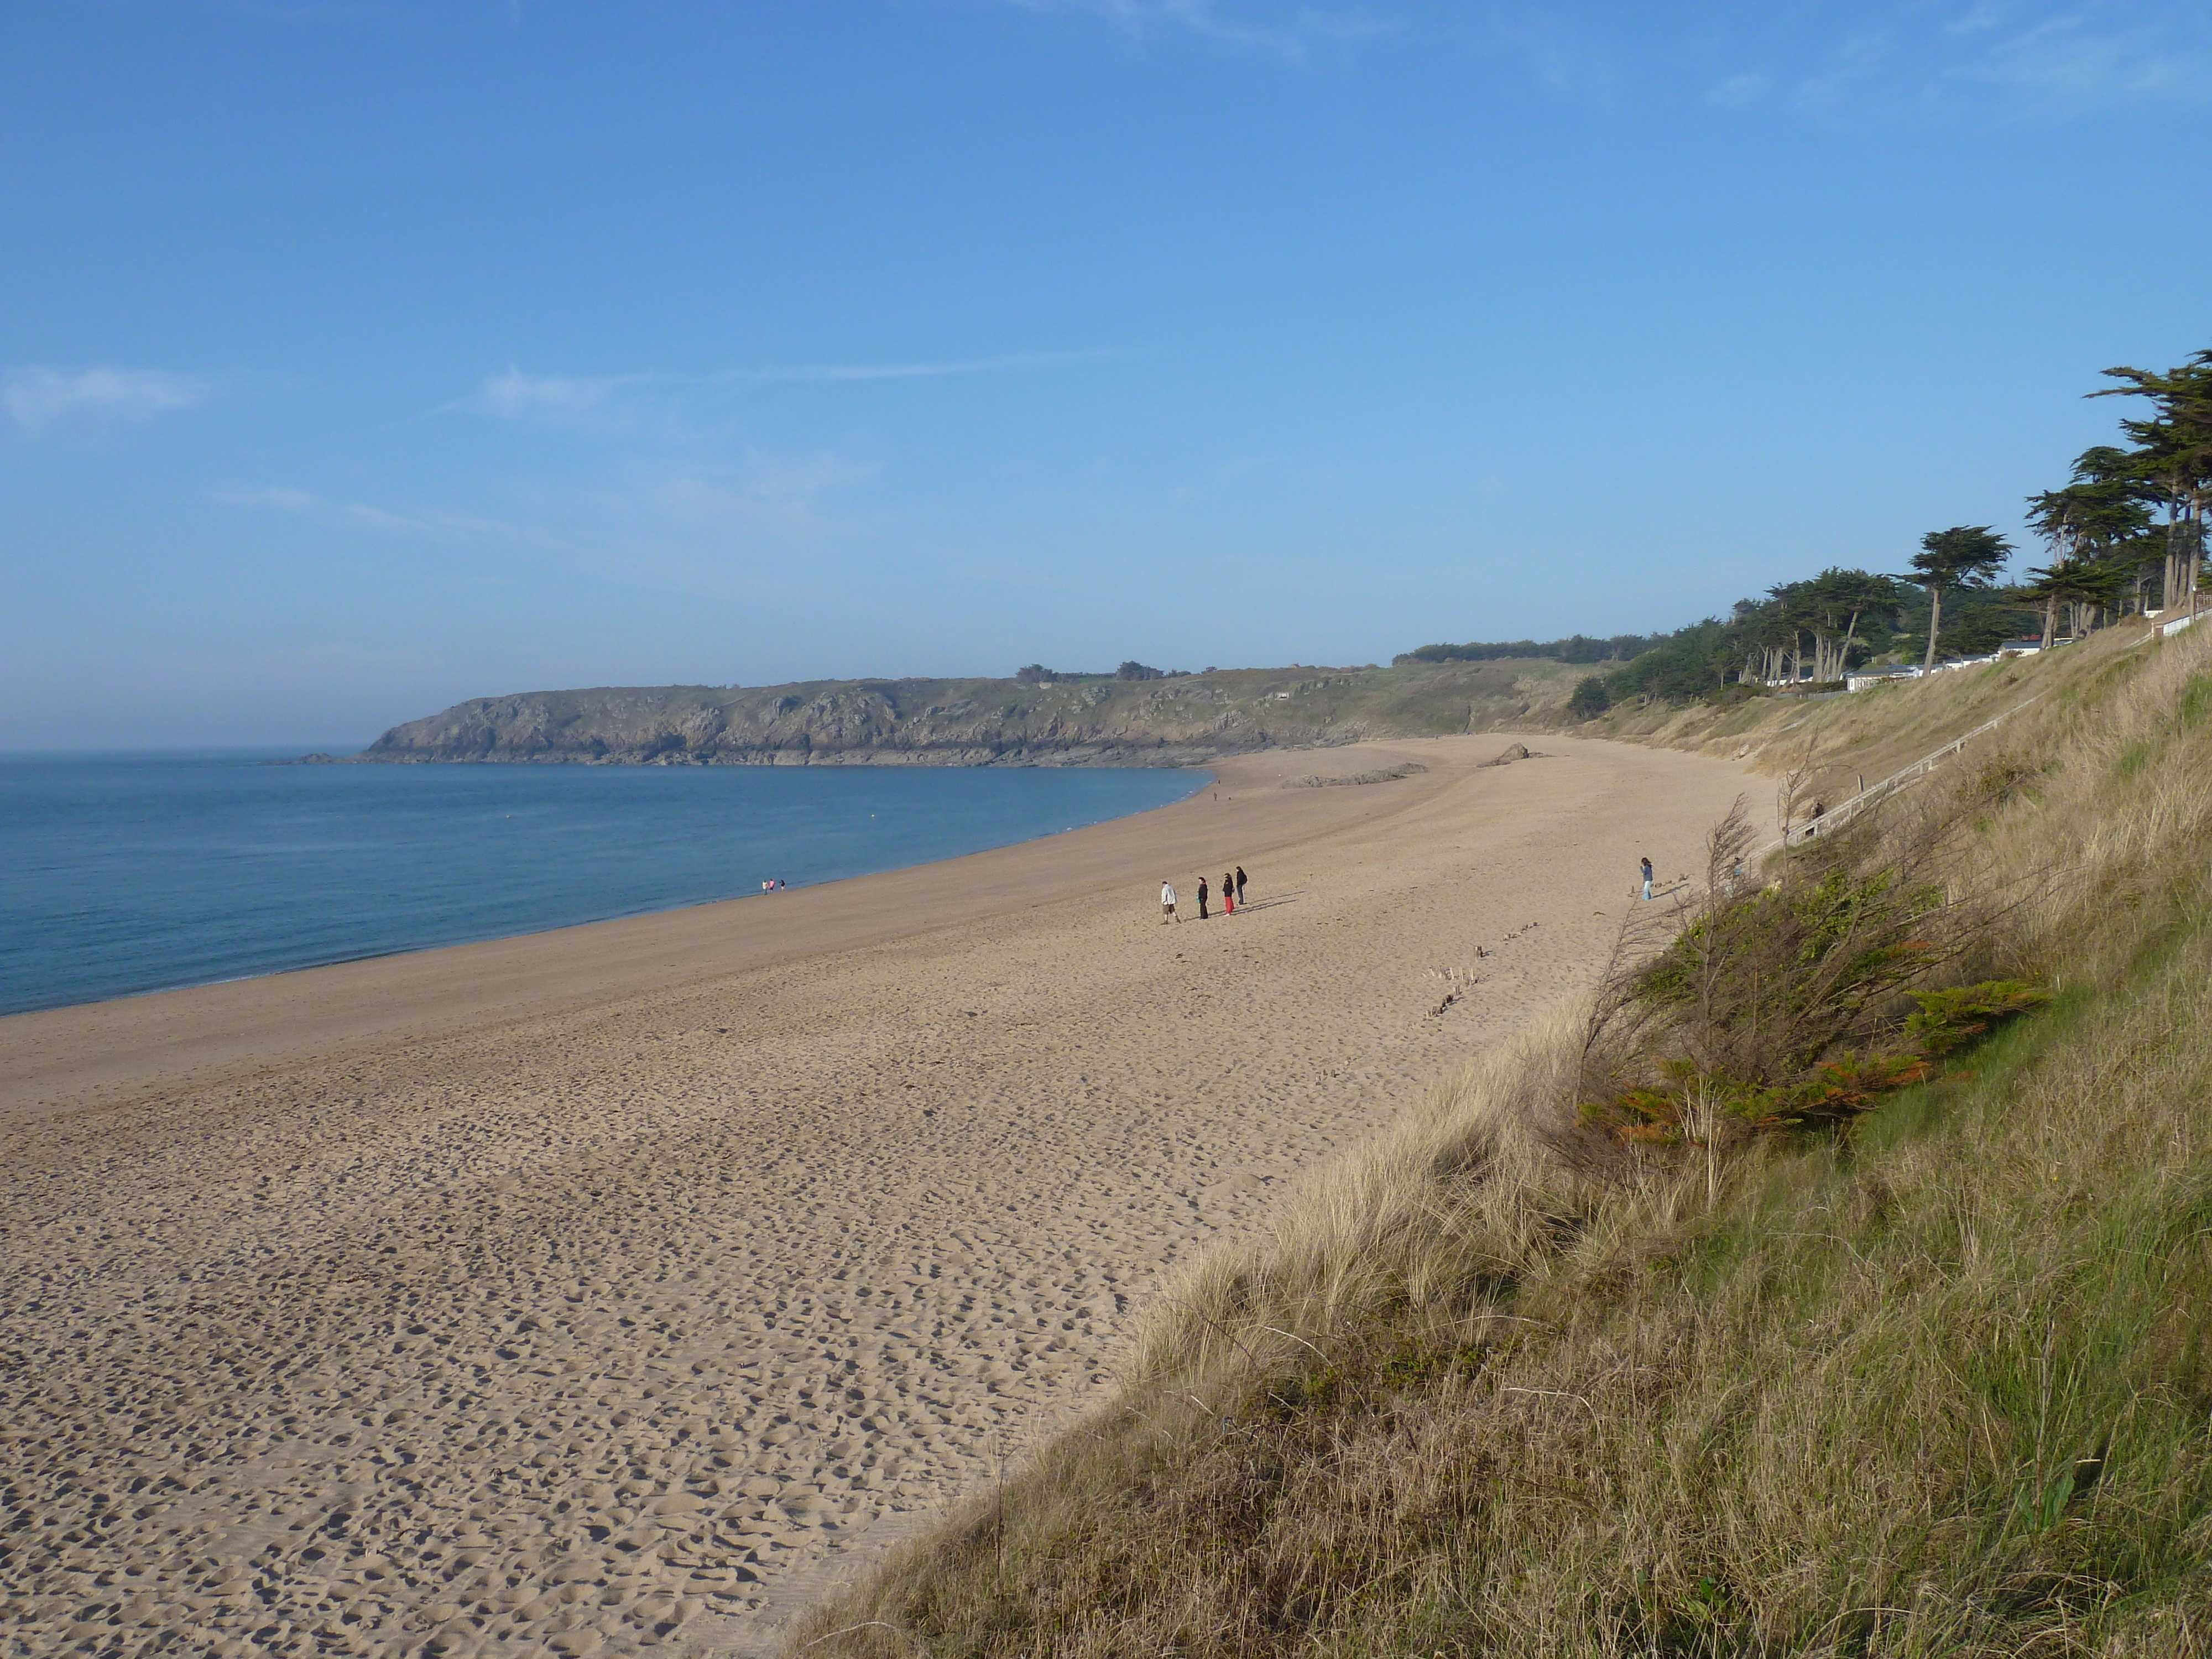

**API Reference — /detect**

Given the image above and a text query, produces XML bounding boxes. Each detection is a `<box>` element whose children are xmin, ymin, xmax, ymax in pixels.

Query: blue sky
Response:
<box><xmin>4</xmin><ymin>1</ymin><xmax>2208</xmax><ymax>748</ymax></box>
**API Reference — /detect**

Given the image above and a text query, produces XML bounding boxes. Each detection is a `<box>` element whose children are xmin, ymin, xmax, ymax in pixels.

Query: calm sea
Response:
<box><xmin>0</xmin><ymin>753</ymin><xmax>1204</xmax><ymax>1016</ymax></box>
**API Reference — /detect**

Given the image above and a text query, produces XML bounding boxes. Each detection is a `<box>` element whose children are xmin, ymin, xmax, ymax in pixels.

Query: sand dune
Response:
<box><xmin>0</xmin><ymin>734</ymin><xmax>1753</xmax><ymax>1657</ymax></box>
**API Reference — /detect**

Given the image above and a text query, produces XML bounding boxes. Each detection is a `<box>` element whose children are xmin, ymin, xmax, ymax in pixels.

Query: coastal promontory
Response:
<box><xmin>357</xmin><ymin>660</ymin><xmax>1577</xmax><ymax>765</ymax></box>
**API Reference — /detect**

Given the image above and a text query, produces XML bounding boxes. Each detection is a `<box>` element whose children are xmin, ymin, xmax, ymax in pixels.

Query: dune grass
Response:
<box><xmin>795</xmin><ymin>623</ymin><xmax>2212</xmax><ymax>1658</ymax></box>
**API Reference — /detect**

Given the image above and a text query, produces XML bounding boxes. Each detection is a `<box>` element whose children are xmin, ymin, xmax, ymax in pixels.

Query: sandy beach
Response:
<box><xmin>0</xmin><ymin>733</ymin><xmax>1754</xmax><ymax>1658</ymax></box>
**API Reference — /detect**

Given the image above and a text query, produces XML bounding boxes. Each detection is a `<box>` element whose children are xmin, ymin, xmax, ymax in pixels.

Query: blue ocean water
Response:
<box><xmin>0</xmin><ymin>753</ymin><xmax>1205</xmax><ymax>1016</ymax></box>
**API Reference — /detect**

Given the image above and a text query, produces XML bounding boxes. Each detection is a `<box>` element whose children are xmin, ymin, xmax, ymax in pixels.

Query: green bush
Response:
<box><xmin>1582</xmin><ymin>803</ymin><xmax>2042</xmax><ymax>1145</ymax></box>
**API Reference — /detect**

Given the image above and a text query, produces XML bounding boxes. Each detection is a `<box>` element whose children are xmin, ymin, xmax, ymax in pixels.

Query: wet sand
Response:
<box><xmin>0</xmin><ymin>734</ymin><xmax>1753</xmax><ymax>1657</ymax></box>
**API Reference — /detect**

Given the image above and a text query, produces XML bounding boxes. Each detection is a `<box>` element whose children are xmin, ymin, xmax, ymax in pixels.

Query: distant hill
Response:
<box><xmin>357</xmin><ymin>660</ymin><xmax>1585</xmax><ymax>766</ymax></box>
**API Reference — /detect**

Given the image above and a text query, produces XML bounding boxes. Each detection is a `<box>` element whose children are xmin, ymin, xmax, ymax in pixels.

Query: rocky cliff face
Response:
<box><xmin>358</xmin><ymin>661</ymin><xmax>1575</xmax><ymax>766</ymax></box>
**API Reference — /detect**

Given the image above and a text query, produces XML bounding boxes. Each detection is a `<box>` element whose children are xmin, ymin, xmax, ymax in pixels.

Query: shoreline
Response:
<box><xmin>1</xmin><ymin>733</ymin><xmax>1756</xmax><ymax>1658</ymax></box>
<box><xmin>331</xmin><ymin>748</ymin><xmax>1246</xmax><ymax>766</ymax></box>
<box><xmin>0</xmin><ymin>762</ymin><xmax>1212</xmax><ymax>1023</ymax></box>
<box><xmin>0</xmin><ymin>739</ymin><xmax>1464</xmax><ymax>1121</ymax></box>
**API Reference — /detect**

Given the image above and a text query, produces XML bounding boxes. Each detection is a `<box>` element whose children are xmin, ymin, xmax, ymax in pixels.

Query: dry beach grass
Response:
<box><xmin>800</xmin><ymin>620</ymin><xmax>2212</xmax><ymax>1657</ymax></box>
<box><xmin>0</xmin><ymin>733</ymin><xmax>1754</xmax><ymax>1658</ymax></box>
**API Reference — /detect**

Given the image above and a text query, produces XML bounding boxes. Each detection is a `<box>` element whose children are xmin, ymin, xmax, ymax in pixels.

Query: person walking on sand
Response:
<box><xmin>1639</xmin><ymin>856</ymin><xmax>1654</xmax><ymax>901</ymax></box>
<box><xmin>1197</xmin><ymin>876</ymin><xmax>1210</xmax><ymax>920</ymax></box>
<box><xmin>1234</xmin><ymin>865</ymin><xmax>1247</xmax><ymax>907</ymax></box>
<box><xmin>1161</xmin><ymin>879</ymin><xmax>1178</xmax><ymax>923</ymax></box>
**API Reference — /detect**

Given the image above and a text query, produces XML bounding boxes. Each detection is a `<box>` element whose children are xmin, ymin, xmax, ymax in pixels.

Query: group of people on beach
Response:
<box><xmin>1160</xmin><ymin>866</ymin><xmax>1247</xmax><ymax>922</ymax></box>
<box><xmin>759</xmin><ymin>878</ymin><xmax>786</xmax><ymax>893</ymax></box>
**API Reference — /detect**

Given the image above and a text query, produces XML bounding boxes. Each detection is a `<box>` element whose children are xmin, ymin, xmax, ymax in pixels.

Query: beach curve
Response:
<box><xmin>0</xmin><ymin>733</ymin><xmax>1755</xmax><ymax>1658</ymax></box>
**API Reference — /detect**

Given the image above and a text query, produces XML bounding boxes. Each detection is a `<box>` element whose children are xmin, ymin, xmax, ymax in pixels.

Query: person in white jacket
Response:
<box><xmin>1160</xmin><ymin>880</ymin><xmax>1177</xmax><ymax>922</ymax></box>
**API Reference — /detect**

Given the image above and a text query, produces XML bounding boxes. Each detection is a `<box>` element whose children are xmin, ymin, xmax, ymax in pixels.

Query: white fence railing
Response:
<box><xmin>1757</xmin><ymin>692</ymin><xmax>2049</xmax><ymax>858</ymax></box>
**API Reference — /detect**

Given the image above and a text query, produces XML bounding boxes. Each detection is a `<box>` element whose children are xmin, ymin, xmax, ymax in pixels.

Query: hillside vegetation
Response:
<box><xmin>1589</xmin><ymin>621</ymin><xmax>2176</xmax><ymax>818</ymax></box>
<box><xmin>356</xmin><ymin>661</ymin><xmax>1584</xmax><ymax>766</ymax></box>
<box><xmin>797</xmin><ymin>619</ymin><xmax>2212</xmax><ymax>1657</ymax></box>
<box><xmin>1479</xmin><ymin>341</ymin><xmax>2208</xmax><ymax>711</ymax></box>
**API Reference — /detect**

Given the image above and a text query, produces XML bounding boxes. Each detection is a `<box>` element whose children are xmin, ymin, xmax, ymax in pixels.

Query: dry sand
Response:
<box><xmin>0</xmin><ymin>733</ymin><xmax>1754</xmax><ymax>1657</ymax></box>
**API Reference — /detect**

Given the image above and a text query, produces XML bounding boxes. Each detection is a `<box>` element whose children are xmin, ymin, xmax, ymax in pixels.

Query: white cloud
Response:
<box><xmin>744</xmin><ymin>349</ymin><xmax>1114</xmax><ymax>383</ymax></box>
<box><xmin>213</xmin><ymin>486</ymin><xmax>448</xmax><ymax>540</ymax></box>
<box><xmin>654</xmin><ymin>453</ymin><xmax>876</xmax><ymax>532</ymax></box>
<box><xmin>217</xmin><ymin>457</ymin><xmax>876</xmax><ymax>557</ymax></box>
<box><xmin>470</xmin><ymin>351</ymin><xmax>1106</xmax><ymax>406</ymax></box>
<box><xmin>1708</xmin><ymin>71</ymin><xmax>1769</xmax><ymax>106</ymax></box>
<box><xmin>212</xmin><ymin>486</ymin><xmax>554</xmax><ymax>547</ymax></box>
<box><xmin>994</xmin><ymin>2</ymin><xmax>1630</xmax><ymax>96</ymax></box>
<box><xmin>1778</xmin><ymin>3</ymin><xmax>2212</xmax><ymax>118</ymax></box>
<box><xmin>1970</xmin><ymin>8</ymin><xmax>2212</xmax><ymax>106</ymax></box>
<box><xmin>454</xmin><ymin>353</ymin><xmax>1108</xmax><ymax>439</ymax></box>
<box><xmin>471</xmin><ymin>366</ymin><xmax>645</xmax><ymax>420</ymax></box>
<box><xmin>1013</xmin><ymin>2</ymin><xmax>2204</xmax><ymax>113</ymax></box>
<box><xmin>1792</xmin><ymin>28</ymin><xmax>1897</xmax><ymax>112</ymax></box>
<box><xmin>990</xmin><ymin>0</ymin><xmax>1394</xmax><ymax>61</ymax></box>
<box><xmin>4</xmin><ymin>366</ymin><xmax>220</xmax><ymax>432</ymax></box>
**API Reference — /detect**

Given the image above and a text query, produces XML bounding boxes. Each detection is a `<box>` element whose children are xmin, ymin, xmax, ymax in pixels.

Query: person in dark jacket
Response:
<box><xmin>1196</xmin><ymin>877</ymin><xmax>1209</xmax><ymax>920</ymax></box>
<box><xmin>1234</xmin><ymin>866</ymin><xmax>1247</xmax><ymax>906</ymax></box>
<box><xmin>1223</xmin><ymin>872</ymin><xmax>1236</xmax><ymax>915</ymax></box>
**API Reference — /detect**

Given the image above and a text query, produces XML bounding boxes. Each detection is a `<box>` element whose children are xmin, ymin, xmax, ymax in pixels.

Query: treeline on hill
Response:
<box><xmin>1015</xmin><ymin>661</ymin><xmax>1198</xmax><ymax>684</ymax></box>
<box><xmin>1553</xmin><ymin>549</ymin><xmax>2065</xmax><ymax>715</ymax></box>
<box><xmin>1580</xmin><ymin>562</ymin><xmax>2036</xmax><ymax>712</ymax></box>
<box><xmin>1472</xmin><ymin>344</ymin><xmax>2212</xmax><ymax>716</ymax></box>
<box><xmin>1396</xmin><ymin>633</ymin><xmax>1659</xmax><ymax>666</ymax></box>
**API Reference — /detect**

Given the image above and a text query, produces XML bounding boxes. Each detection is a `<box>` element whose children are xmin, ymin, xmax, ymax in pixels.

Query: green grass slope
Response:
<box><xmin>798</xmin><ymin>622</ymin><xmax>2212</xmax><ymax>1657</ymax></box>
<box><xmin>1571</xmin><ymin>623</ymin><xmax>2171</xmax><ymax>814</ymax></box>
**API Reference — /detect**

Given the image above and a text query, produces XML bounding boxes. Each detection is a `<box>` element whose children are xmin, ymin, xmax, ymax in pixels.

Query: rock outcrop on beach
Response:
<box><xmin>1480</xmin><ymin>740</ymin><xmax>1545</xmax><ymax>766</ymax></box>
<box><xmin>355</xmin><ymin>660</ymin><xmax>1582</xmax><ymax>766</ymax></box>
<box><xmin>1280</xmin><ymin>761</ymin><xmax>1429</xmax><ymax>788</ymax></box>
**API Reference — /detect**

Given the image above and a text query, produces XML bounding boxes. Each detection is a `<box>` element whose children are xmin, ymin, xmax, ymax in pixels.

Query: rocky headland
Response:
<box><xmin>353</xmin><ymin>660</ymin><xmax>1580</xmax><ymax>768</ymax></box>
